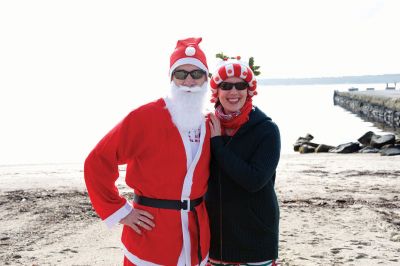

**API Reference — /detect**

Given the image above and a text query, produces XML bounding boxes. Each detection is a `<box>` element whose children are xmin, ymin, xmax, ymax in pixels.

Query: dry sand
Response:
<box><xmin>1</xmin><ymin>154</ymin><xmax>399</xmax><ymax>265</ymax></box>
<box><xmin>277</xmin><ymin>154</ymin><xmax>400</xmax><ymax>265</ymax></box>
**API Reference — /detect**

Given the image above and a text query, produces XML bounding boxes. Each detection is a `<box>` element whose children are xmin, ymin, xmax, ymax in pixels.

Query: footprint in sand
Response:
<box><xmin>60</xmin><ymin>248</ymin><xmax>78</xmax><ymax>254</ymax></box>
<box><xmin>311</xmin><ymin>254</ymin><xmax>324</xmax><ymax>258</ymax></box>
<box><xmin>356</xmin><ymin>253</ymin><xmax>368</xmax><ymax>259</ymax></box>
<box><xmin>331</xmin><ymin>248</ymin><xmax>341</xmax><ymax>254</ymax></box>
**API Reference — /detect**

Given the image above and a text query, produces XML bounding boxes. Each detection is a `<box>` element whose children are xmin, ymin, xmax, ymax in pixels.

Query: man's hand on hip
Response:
<box><xmin>120</xmin><ymin>208</ymin><xmax>155</xmax><ymax>234</ymax></box>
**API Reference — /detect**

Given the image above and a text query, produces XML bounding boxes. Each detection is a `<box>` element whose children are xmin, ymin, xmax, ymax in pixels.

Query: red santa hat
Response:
<box><xmin>169</xmin><ymin>37</ymin><xmax>208</xmax><ymax>79</ymax></box>
<box><xmin>209</xmin><ymin>58</ymin><xmax>257</xmax><ymax>103</ymax></box>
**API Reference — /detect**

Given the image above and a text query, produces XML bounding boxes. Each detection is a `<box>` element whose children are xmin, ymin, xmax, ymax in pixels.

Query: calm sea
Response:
<box><xmin>254</xmin><ymin>83</ymin><xmax>399</xmax><ymax>154</ymax></box>
<box><xmin>0</xmin><ymin>83</ymin><xmax>398</xmax><ymax>168</ymax></box>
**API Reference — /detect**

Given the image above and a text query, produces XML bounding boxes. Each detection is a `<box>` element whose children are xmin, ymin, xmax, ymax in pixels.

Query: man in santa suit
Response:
<box><xmin>84</xmin><ymin>37</ymin><xmax>210</xmax><ymax>266</ymax></box>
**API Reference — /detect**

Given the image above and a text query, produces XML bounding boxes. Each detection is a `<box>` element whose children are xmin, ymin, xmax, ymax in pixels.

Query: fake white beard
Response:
<box><xmin>164</xmin><ymin>81</ymin><xmax>208</xmax><ymax>131</ymax></box>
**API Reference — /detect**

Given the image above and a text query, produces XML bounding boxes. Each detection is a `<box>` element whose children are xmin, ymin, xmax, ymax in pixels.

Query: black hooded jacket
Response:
<box><xmin>205</xmin><ymin>106</ymin><xmax>281</xmax><ymax>262</ymax></box>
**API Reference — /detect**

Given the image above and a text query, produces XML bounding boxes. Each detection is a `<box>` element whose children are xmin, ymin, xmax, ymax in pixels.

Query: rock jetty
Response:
<box><xmin>333</xmin><ymin>90</ymin><xmax>400</xmax><ymax>129</ymax></box>
<box><xmin>294</xmin><ymin>132</ymin><xmax>400</xmax><ymax>156</ymax></box>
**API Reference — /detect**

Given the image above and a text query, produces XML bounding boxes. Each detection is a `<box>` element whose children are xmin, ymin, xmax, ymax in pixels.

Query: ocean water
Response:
<box><xmin>253</xmin><ymin>83</ymin><xmax>398</xmax><ymax>154</ymax></box>
<box><xmin>0</xmin><ymin>83</ymin><xmax>398</xmax><ymax>167</ymax></box>
<box><xmin>0</xmin><ymin>84</ymin><xmax>398</xmax><ymax>186</ymax></box>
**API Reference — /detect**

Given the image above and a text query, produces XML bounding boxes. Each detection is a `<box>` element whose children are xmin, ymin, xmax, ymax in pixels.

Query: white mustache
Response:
<box><xmin>176</xmin><ymin>85</ymin><xmax>204</xmax><ymax>93</ymax></box>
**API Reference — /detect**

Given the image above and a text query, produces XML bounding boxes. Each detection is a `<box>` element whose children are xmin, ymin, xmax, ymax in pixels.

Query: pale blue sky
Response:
<box><xmin>0</xmin><ymin>0</ymin><xmax>399</xmax><ymax>164</ymax></box>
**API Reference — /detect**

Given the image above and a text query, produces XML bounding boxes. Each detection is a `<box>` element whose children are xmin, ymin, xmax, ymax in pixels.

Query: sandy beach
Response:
<box><xmin>1</xmin><ymin>154</ymin><xmax>399</xmax><ymax>266</ymax></box>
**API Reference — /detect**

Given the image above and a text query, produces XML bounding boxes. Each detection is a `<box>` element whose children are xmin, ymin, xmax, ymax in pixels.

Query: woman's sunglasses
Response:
<box><xmin>173</xmin><ymin>69</ymin><xmax>206</xmax><ymax>80</ymax></box>
<box><xmin>219</xmin><ymin>82</ymin><xmax>249</xmax><ymax>91</ymax></box>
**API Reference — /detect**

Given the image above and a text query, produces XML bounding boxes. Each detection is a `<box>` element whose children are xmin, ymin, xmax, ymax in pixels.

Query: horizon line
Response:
<box><xmin>260</xmin><ymin>73</ymin><xmax>400</xmax><ymax>80</ymax></box>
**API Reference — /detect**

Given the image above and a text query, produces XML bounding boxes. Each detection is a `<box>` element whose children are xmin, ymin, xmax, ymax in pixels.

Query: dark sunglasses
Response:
<box><xmin>173</xmin><ymin>69</ymin><xmax>206</xmax><ymax>80</ymax></box>
<box><xmin>219</xmin><ymin>82</ymin><xmax>249</xmax><ymax>91</ymax></box>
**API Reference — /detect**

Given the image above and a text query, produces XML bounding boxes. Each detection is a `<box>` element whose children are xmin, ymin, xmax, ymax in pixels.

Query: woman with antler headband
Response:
<box><xmin>206</xmin><ymin>54</ymin><xmax>281</xmax><ymax>266</ymax></box>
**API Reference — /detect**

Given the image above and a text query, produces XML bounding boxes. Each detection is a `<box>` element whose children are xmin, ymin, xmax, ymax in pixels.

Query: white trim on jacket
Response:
<box><xmin>104</xmin><ymin>201</ymin><xmax>132</xmax><ymax>229</ymax></box>
<box><xmin>179</xmin><ymin>118</ymin><xmax>206</xmax><ymax>266</ymax></box>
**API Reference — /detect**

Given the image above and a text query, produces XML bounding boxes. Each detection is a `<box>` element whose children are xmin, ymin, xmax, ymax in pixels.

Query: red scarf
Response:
<box><xmin>215</xmin><ymin>99</ymin><xmax>253</xmax><ymax>136</ymax></box>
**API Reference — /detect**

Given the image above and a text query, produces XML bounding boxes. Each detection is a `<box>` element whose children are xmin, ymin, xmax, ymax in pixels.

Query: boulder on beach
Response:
<box><xmin>293</xmin><ymin>134</ymin><xmax>316</xmax><ymax>151</ymax></box>
<box><xmin>357</xmin><ymin>131</ymin><xmax>377</xmax><ymax>146</ymax></box>
<box><xmin>358</xmin><ymin>146</ymin><xmax>380</xmax><ymax>153</ymax></box>
<box><xmin>304</xmin><ymin>133</ymin><xmax>314</xmax><ymax>141</ymax></box>
<box><xmin>294</xmin><ymin>131</ymin><xmax>400</xmax><ymax>156</ymax></box>
<box><xmin>380</xmin><ymin>145</ymin><xmax>400</xmax><ymax>156</ymax></box>
<box><xmin>381</xmin><ymin>144</ymin><xmax>394</xmax><ymax>149</ymax></box>
<box><xmin>294</xmin><ymin>141</ymin><xmax>319</xmax><ymax>151</ymax></box>
<box><xmin>315</xmin><ymin>144</ymin><xmax>334</xmax><ymax>153</ymax></box>
<box><xmin>299</xmin><ymin>145</ymin><xmax>316</xmax><ymax>154</ymax></box>
<box><xmin>329</xmin><ymin>142</ymin><xmax>361</xmax><ymax>153</ymax></box>
<box><xmin>370</xmin><ymin>134</ymin><xmax>396</xmax><ymax>148</ymax></box>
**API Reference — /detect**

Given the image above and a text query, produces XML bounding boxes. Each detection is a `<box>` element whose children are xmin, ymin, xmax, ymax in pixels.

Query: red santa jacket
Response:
<box><xmin>84</xmin><ymin>98</ymin><xmax>211</xmax><ymax>265</ymax></box>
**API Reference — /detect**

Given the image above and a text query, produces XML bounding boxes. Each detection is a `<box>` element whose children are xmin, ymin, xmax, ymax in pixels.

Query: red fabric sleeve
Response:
<box><xmin>84</xmin><ymin>111</ymin><xmax>137</xmax><ymax>220</ymax></box>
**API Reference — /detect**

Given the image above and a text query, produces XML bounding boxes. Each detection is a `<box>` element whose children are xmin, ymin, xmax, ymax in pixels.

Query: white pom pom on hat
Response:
<box><xmin>185</xmin><ymin>46</ymin><xmax>196</xmax><ymax>56</ymax></box>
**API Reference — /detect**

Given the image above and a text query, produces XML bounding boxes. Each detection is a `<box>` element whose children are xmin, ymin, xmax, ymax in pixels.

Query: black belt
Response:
<box><xmin>133</xmin><ymin>194</ymin><xmax>203</xmax><ymax>264</ymax></box>
<box><xmin>133</xmin><ymin>194</ymin><xmax>203</xmax><ymax>211</ymax></box>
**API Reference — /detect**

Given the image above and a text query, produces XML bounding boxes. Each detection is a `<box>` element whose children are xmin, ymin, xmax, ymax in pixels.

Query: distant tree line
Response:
<box><xmin>259</xmin><ymin>74</ymin><xmax>400</xmax><ymax>85</ymax></box>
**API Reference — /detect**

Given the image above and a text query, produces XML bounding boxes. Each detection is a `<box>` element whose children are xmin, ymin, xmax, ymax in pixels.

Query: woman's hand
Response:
<box><xmin>209</xmin><ymin>113</ymin><xmax>222</xmax><ymax>137</ymax></box>
<box><xmin>120</xmin><ymin>208</ymin><xmax>155</xmax><ymax>235</ymax></box>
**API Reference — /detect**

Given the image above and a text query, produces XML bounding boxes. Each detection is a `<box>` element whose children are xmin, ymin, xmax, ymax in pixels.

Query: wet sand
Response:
<box><xmin>0</xmin><ymin>154</ymin><xmax>399</xmax><ymax>265</ymax></box>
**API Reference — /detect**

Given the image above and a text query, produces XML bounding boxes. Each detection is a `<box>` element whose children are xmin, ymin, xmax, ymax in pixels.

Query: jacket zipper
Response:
<box><xmin>218</xmin><ymin>168</ymin><xmax>223</xmax><ymax>262</ymax></box>
<box><xmin>218</xmin><ymin>136</ymin><xmax>233</xmax><ymax>262</ymax></box>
